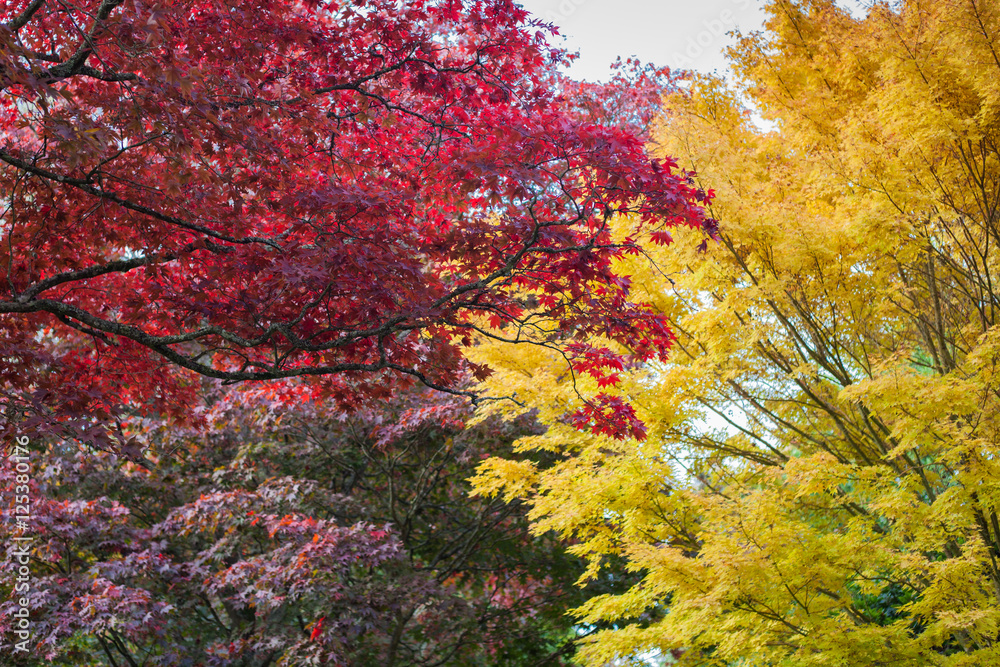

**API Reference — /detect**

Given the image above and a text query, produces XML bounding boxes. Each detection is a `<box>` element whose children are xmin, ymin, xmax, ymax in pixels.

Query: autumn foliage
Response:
<box><xmin>472</xmin><ymin>0</ymin><xmax>1000</xmax><ymax>664</ymax></box>
<box><xmin>0</xmin><ymin>0</ymin><xmax>717</xmax><ymax>662</ymax></box>
<box><xmin>0</xmin><ymin>0</ymin><xmax>712</xmax><ymax>447</ymax></box>
<box><xmin>1</xmin><ymin>386</ymin><xmax>614</xmax><ymax>665</ymax></box>
<box><xmin>12</xmin><ymin>0</ymin><xmax>1000</xmax><ymax>665</ymax></box>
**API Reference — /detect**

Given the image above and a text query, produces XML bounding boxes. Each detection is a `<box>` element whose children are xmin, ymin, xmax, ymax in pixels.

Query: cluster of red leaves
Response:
<box><xmin>0</xmin><ymin>385</ymin><xmax>606</xmax><ymax>665</ymax></box>
<box><xmin>0</xmin><ymin>0</ymin><xmax>713</xmax><ymax>442</ymax></box>
<box><xmin>0</xmin><ymin>461</ymin><xmax>407</xmax><ymax>664</ymax></box>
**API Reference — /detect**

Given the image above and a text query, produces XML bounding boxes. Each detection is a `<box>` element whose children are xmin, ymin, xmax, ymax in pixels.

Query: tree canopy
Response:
<box><xmin>1</xmin><ymin>385</ymin><xmax>622</xmax><ymax>665</ymax></box>
<box><xmin>0</xmin><ymin>0</ymin><xmax>712</xmax><ymax>447</ymax></box>
<box><xmin>472</xmin><ymin>0</ymin><xmax>1000</xmax><ymax>664</ymax></box>
<box><xmin>11</xmin><ymin>0</ymin><xmax>1000</xmax><ymax>665</ymax></box>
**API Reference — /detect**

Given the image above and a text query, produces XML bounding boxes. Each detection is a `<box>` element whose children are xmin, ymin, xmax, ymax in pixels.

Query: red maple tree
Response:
<box><xmin>0</xmin><ymin>0</ymin><xmax>713</xmax><ymax>442</ymax></box>
<box><xmin>0</xmin><ymin>386</ymin><xmax>615</xmax><ymax>665</ymax></box>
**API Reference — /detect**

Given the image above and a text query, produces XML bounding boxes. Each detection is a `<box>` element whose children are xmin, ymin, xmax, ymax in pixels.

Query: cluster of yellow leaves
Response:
<box><xmin>470</xmin><ymin>0</ymin><xmax>1000</xmax><ymax>664</ymax></box>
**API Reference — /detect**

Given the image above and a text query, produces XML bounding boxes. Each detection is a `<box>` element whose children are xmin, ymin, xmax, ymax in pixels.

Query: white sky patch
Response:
<box><xmin>519</xmin><ymin>0</ymin><xmax>872</xmax><ymax>81</ymax></box>
<box><xmin>519</xmin><ymin>0</ymin><xmax>765</xmax><ymax>80</ymax></box>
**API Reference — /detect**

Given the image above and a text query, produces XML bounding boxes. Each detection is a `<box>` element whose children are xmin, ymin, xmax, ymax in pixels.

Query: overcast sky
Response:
<box><xmin>516</xmin><ymin>0</ymin><xmax>867</xmax><ymax>81</ymax></box>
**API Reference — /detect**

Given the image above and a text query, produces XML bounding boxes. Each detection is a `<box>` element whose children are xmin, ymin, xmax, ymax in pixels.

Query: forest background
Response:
<box><xmin>3</xmin><ymin>1</ymin><xmax>1000</xmax><ymax>666</ymax></box>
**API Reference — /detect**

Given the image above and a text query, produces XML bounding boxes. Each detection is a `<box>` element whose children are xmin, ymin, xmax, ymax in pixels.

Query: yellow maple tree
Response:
<box><xmin>470</xmin><ymin>0</ymin><xmax>1000</xmax><ymax>664</ymax></box>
